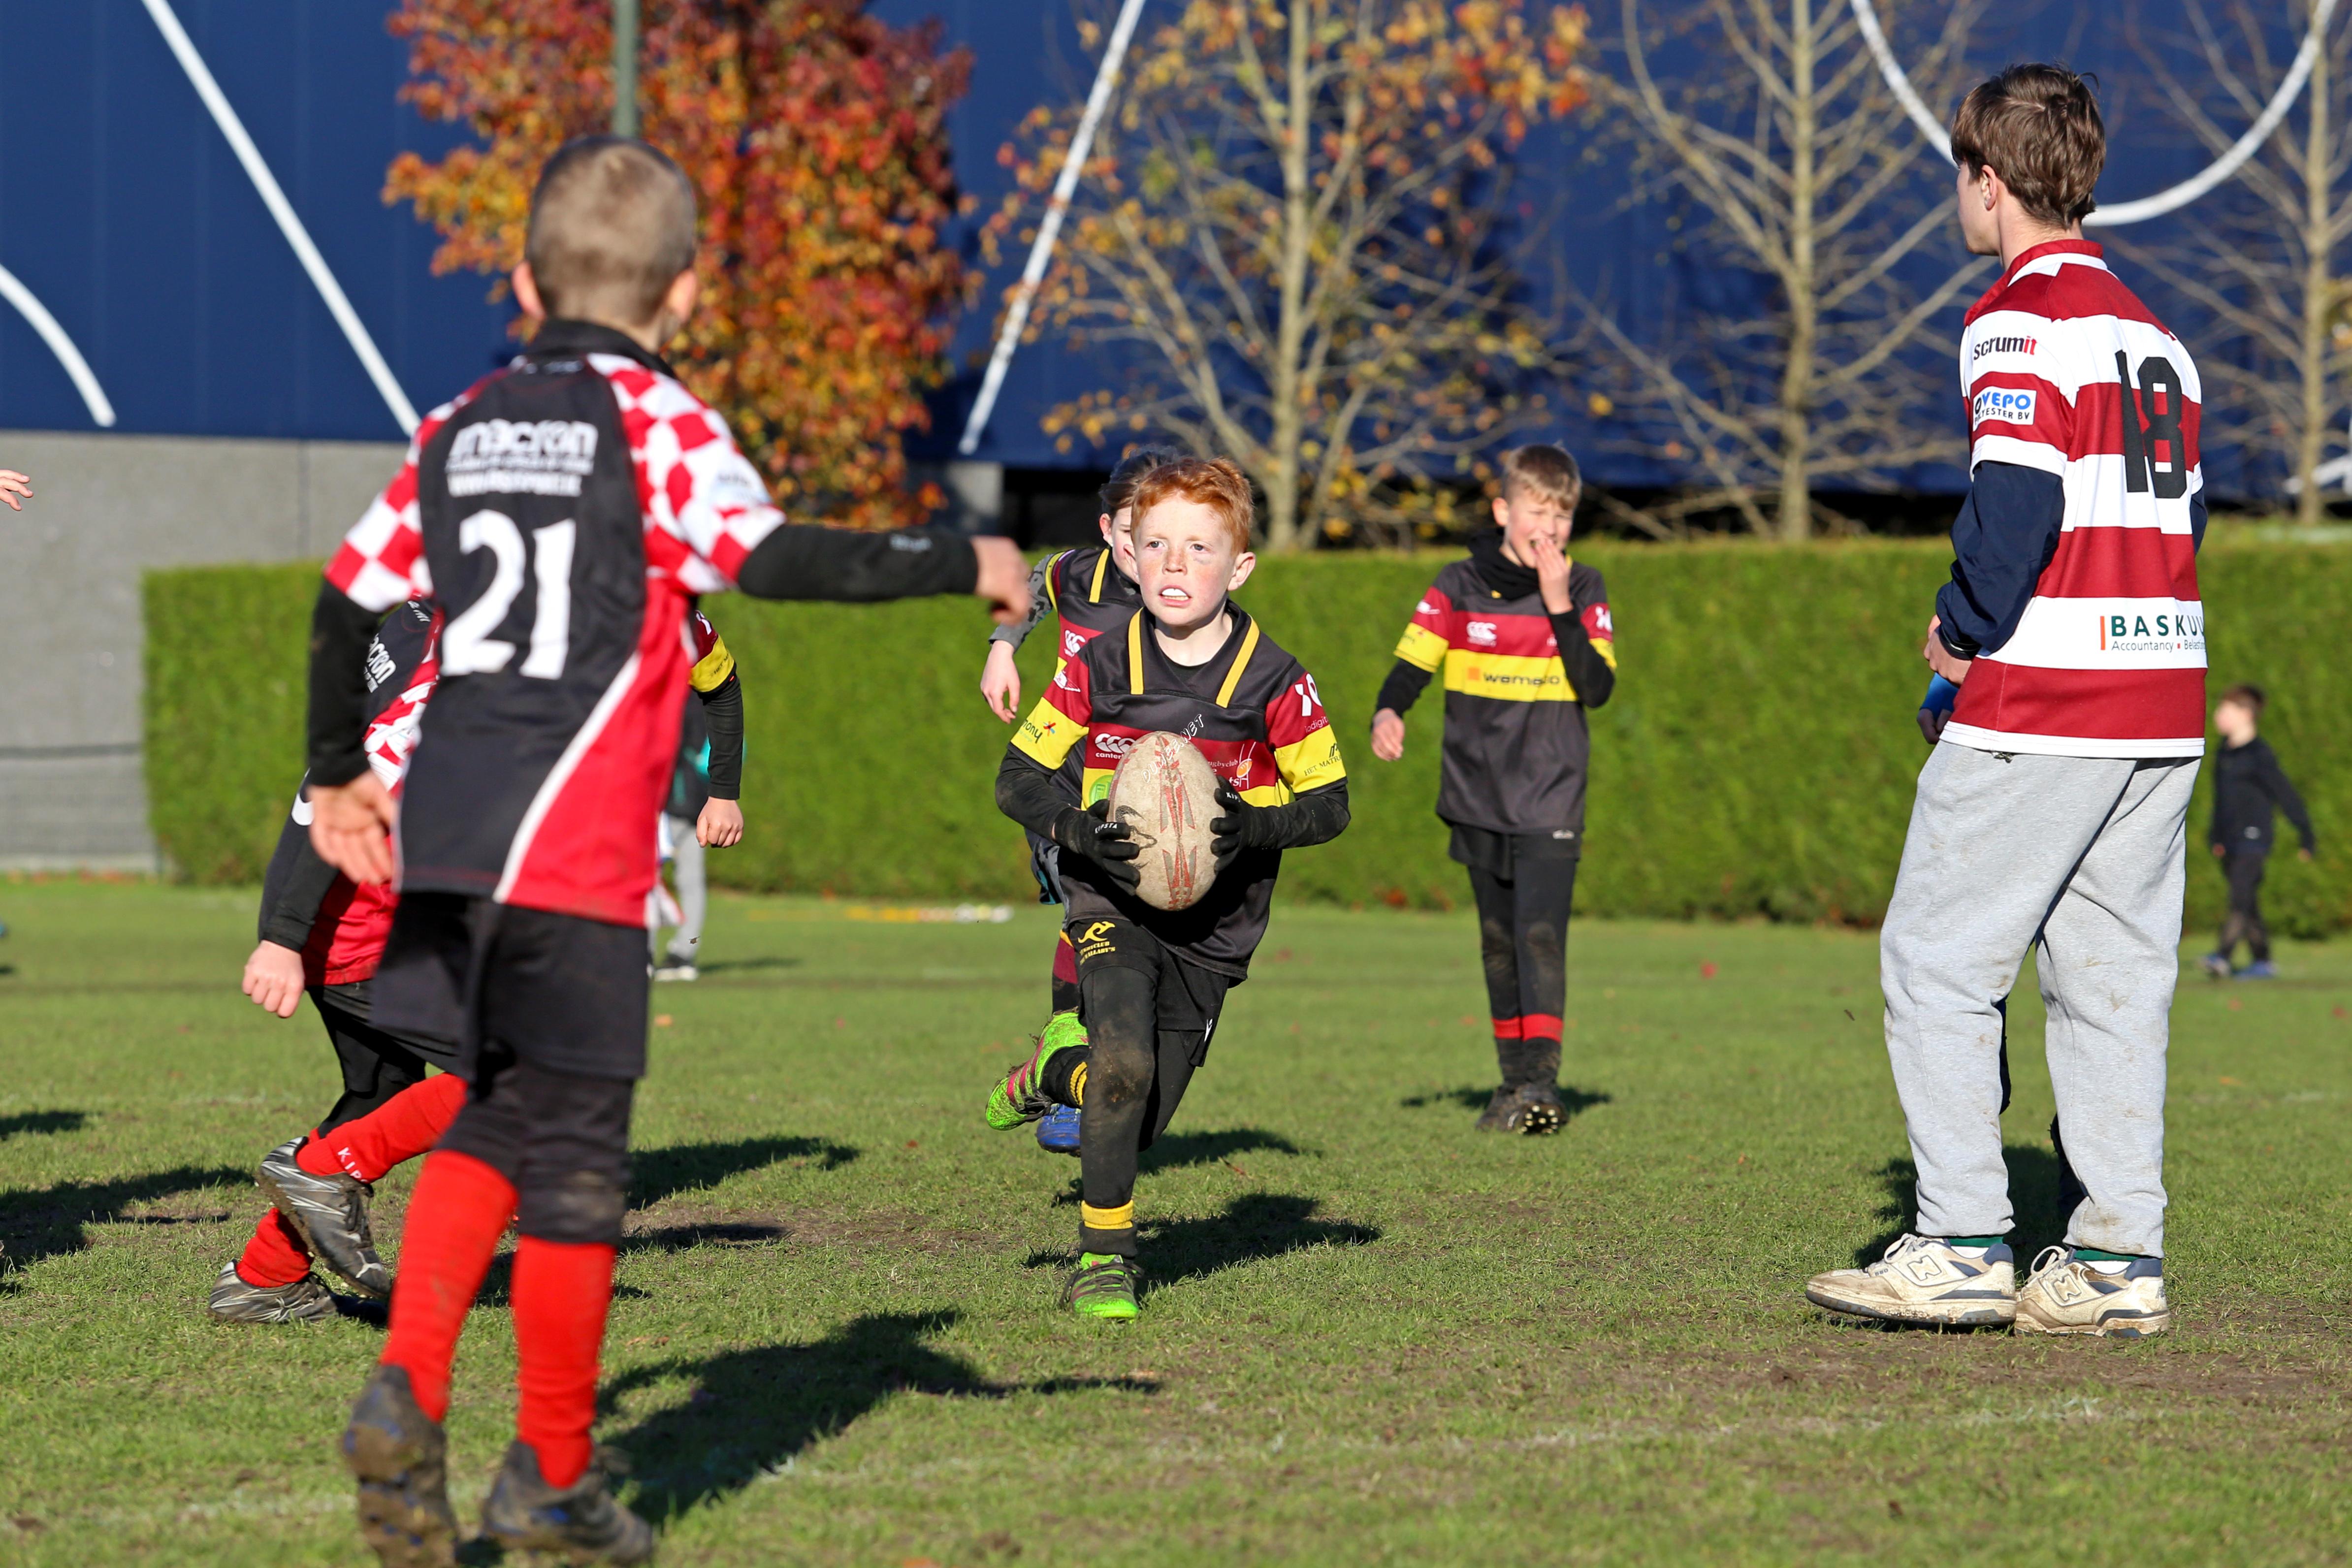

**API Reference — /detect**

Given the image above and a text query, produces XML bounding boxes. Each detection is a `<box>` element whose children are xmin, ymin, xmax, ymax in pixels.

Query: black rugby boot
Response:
<box><xmin>341</xmin><ymin>1365</ymin><xmax>459</xmax><ymax>1568</ymax></box>
<box><xmin>257</xmin><ymin>1136</ymin><xmax>390</xmax><ymax>1299</ymax></box>
<box><xmin>206</xmin><ymin>1259</ymin><xmax>340</xmax><ymax>1324</ymax></box>
<box><xmin>481</xmin><ymin>1441</ymin><xmax>655</xmax><ymax>1565</ymax></box>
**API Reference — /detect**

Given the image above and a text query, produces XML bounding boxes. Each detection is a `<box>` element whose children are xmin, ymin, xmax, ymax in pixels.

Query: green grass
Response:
<box><xmin>1</xmin><ymin>880</ymin><xmax>2348</xmax><ymax>1566</ymax></box>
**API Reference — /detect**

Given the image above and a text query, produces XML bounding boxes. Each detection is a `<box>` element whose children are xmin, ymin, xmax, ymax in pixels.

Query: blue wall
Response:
<box><xmin>0</xmin><ymin>0</ymin><xmax>2300</xmax><ymax>492</ymax></box>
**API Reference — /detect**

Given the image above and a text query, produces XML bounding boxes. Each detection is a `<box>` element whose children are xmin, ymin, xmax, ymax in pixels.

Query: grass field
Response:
<box><xmin>2</xmin><ymin>880</ymin><xmax>2349</xmax><ymax>1567</ymax></box>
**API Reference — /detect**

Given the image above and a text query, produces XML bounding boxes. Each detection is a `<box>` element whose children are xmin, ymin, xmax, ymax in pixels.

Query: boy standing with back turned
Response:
<box><xmin>1369</xmin><ymin>445</ymin><xmax>1616</xmax><ymax>1135</ymax></box>
<box><xmin>304</xmin><ymin>136</ymin><xmax>1025</xmax><ymax>1567</ymax></box>
<box><xmin>1806</xmin><ymin>67</ymin><xmax>2207</xmax><ymax>1337</ymax></box>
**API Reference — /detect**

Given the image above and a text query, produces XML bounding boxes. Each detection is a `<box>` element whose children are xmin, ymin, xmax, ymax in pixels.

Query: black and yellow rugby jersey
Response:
<box><xmin>1382</xmin><ymin>533</ymin><xmax>1616</xmax><ymax>838</ymax></box>
<box><xmin>1012</xmin><ymin>606</ymin><xmax>1346</xmax><ymax>977</ymax></box>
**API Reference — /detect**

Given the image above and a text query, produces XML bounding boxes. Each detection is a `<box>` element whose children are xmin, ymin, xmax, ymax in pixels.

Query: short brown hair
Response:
<box><xmin>1100</xmin><ymin>445</ymin><xmax>1185</xmax><ymax>519</ymax></box>
<box><xmin>526</xmin><ymin>137</ymin><xmax>699</xmax><ymax>326</ymax></box>
<box><xmin>2221</xmin><ymin>682</ymin><xmax>2267</xmax><ymax>715</ymax></box>
<box><xmin>1499</xmin><ymin>444</ymin><xmax>1582</xmax><ymax>512</ymax></box>
<box><xmin>1950</xmin><ymin>65</ymin><xmax>2105</xmax><ymax>226</ymax></box>
<box><xmin>1128</xmin><ymin>456</ymin><xmax>1254</xmax><ymax>552</ymax></box>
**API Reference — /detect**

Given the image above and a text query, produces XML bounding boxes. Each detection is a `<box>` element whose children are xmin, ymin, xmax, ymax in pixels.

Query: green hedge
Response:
<box><xmin>143</xmin><ymin>538</ymin><xmax>2352</xmax><ymax>936</ymax></box>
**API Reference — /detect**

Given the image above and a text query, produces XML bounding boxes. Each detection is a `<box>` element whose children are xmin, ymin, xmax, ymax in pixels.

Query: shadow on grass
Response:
<box><xmin>1852</xmin><ymin>1134</ymin><xmax>2082</xmax><ymax>1272</ymax></box>
<box><xmin>0</xmin><ymin>1165</ymin><xmax>247</xmax><ymax>1287</ymax></box>
<box><xmin>1399</xmin><ymin>1085</ymin><xmax>1612</xmax><ymax>1121</ymax></box>
<box><xmin>604</xmin><ymin>1310</ymin><xmax>1156</xmax><ymax>1526</ymax></box>
<box><xmin>691</xmin><ymin>956</ymin><xmax>802</xmax><ymax>976</ymax></box>
<box><xmin>1024</xmin><ymin>1192</ymin><xmax>1380</xmax><ymax>1287</ymax></box>
<box><xmin>1140</xmin><ymin>1126</ymin><xmax>1303</xmax><ymax>1173</ymax></box>
<box><xmin>630</xmin><ymin>1136</ymin><xmax>858</xmax><ymax>1210</ymax></box>
<box><xmin>0</xmin><ymin>1110</ymin><xmax>88</xmax><ymax>1140</ymax></box>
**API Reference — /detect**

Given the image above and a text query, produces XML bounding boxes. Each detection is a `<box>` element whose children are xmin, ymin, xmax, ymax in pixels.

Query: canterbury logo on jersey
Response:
<box><xmin>447</xmin><ymin>418</ymin><xmax>599</xmax><ymax>497</ymax></box>
<box><xmin>1063</xmin><ymin>629</ymin><xmax>1085</xmax><ymax>658</ymax></box>
<box><xmin>1467</xmin><ymin>621</ymin><xmax>1499</xmax><ymax>646</ymax></box>
<box><xmin>1972</xmin><ymin>387</ymin><xmax>2037</xmax><ymax>425</ymax></box>
<box><xmin>1095</xmin><ymin>731</ymin><xmax>1138</xmax><ymax>757</ymax></box>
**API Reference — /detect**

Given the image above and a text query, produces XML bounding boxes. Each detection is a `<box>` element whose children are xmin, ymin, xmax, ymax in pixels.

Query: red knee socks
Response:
<box><xmin>234</xmin><ymin>1209</ymin><xmax>313</xmax><ymax>1288</ymax></box>
<box><xmin>511</xmin><ymin>1238</ymin><xmax>616</xmax><ymax>1490</ymax></box>
<box><xmin>380</xmin><ymin>1150</ymin><xmax>517</xmax><ymax>1422</ymax></box>
<box><xmin>298</xmin><ymin>1074</ymin><xmax>469</xmax><ymax>1183</ymax></box>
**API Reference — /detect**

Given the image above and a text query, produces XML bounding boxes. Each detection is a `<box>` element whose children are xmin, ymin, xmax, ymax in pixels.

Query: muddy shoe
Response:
<box><xmin>207</xmin><ymin>1259</ymin><xmax>340</xmax><ymax>1324</ymax></box>
<box><xmin>2013</xmin><ymin>1247</ymin><xmax>2171</xmax><ymax>1338</ymax></box>
<box><xmin>1472</xmin><ymin>1086</ymin><xmax>1518</xmax><ymax>1132</ymax></box>
<box><xmin>342</xmin><ymin>1365</ymin><xmax>458</xmax><ymax>1568</ymax></box>
<box><xmin>1805</xmin><ymin>1234</ymin><xmax>2017</xmax><ymax>1328</ymax></box>
<box><xmin>258</xmin><ymin>1137</ymin><xmax>389</xmax><ymax>1299</ymax></box>
<box><xmin>481</xmin><ymin>1441</ymin><xmax>655</xmax><ymax>1565</ymax></box>
<box><xmin>1510</xmin><ymin>1084</ymin><xmax>1566</xmax><ymax>1136</ymax></box>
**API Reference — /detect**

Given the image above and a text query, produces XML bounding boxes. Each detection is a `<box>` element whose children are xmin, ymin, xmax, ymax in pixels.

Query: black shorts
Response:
<box><xmin>372</xmin><ymin>892</ymin><xmax>651</xmax><ymax>1082</ymax></box>
<box><xmin>1448</xmin><ymin>823</ymin><xmax>1581</xmax><ymax>878</ymax></box>
<box><xmin>1067</xmin><ymin>914</ymin><xmax>1232</xmax><ymax>1065</ymax></box>
<box><xmin>318</xmin><ymin>978</ymin><xmax>461</xmax><ymax>1069</ymax></box>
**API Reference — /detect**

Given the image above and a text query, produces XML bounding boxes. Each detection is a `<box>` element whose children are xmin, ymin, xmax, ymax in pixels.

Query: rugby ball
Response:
<box><xmin>1105</xmin><ymin>731</ymin><xmax>1223</xmax><ymax>911</ymax></box>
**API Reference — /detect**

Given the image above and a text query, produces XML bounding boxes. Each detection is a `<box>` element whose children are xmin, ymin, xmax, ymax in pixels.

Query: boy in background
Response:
<box><xmin>217</xmin><ymin>598</ymin><xmax>460</xmax><ymax>1323</ymax></box>
<box><xmin>304</xmin><ymin>135</ymin><xmax>1025</xmax><ymax>1566</ymax></box>
<box><xmin>1368</xmin><ymin>445</ymin><xmax>1615</xmax><ymax>1135</ymax></box>
<box><xmin>2201</xmin><ymin>683</ymin><xmax>2316</xmax><ymax>979</ymax></box>
<box><xmin>983</xmin><ymin>457</ymin><xmax>1349</xmax><ymax>1320</ymax></box>
<box><xmin>978</xmin><ymin>446</ymin><xmax>1180</xmax><ymax>1151</ymax></box>
<box><xmin>651</xmin><ymin>609</ymin><xmax>746</xmax><ymax>981</ymax></box>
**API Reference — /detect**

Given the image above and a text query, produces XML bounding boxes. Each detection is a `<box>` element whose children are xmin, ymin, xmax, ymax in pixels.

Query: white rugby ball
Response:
<box><xmin>1105</xmin><ymin>731</ymin><xmax>1223</xmax><ymax>911</ymax></box>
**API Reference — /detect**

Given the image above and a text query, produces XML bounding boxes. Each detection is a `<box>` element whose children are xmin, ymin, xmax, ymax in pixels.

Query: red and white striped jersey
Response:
<box><xmin>324</xmin><ymin>320</ymin><xmax>785</xmax><ymax>927</ymax></box>
<box><xmin>1945</xmin><ymin>240</ymin><xmax>2206</xmax><ymax>758</ymax></box>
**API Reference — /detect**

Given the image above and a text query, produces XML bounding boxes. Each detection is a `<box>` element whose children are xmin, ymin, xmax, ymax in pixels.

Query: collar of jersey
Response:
<box><xmin>1128</xmin><ymin>603</ymin><xmax>1256</xmax><ymax>701</ymax></box>
<box><xmin>523</xmin><ymin>318</ymin><xmax>681</xmax><ymax>378</ymax></box>
<box><xmin>1978</xmin><ymin>237</ymin><xmax>2106</xmax><ymax>307</ymax></box>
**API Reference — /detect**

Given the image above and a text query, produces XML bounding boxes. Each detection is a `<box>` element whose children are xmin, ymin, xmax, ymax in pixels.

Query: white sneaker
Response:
<box><xmin>2013</xmin><ymin>1247</ymin><xmax>2171</xmax><ymax>1338</ymax></box>
<box><xmin>653</xmin><ymin>960</ymin><xmax>698</xmax><ymax>983</ymax></box>
<box><xmin>1805</xmin><ymin>1233</ymin><xmax>2017</xmax><ymax>1326</ymax></box>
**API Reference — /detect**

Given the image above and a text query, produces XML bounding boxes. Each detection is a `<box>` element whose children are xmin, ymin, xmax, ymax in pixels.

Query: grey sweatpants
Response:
<box><xmin>1880</xmin><ymin>742</ymin><xmax>2198</xmax><ymax>1258</ymax></box>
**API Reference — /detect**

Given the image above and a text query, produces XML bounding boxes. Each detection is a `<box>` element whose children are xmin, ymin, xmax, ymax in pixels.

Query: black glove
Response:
<box><xmin>1210</xmin><ymin>782</ymin><xmax>1274</xmax><ymax>873</ymax></box>
<box><xmin>1051</xmin><ymin>800</ymin><xmax>1141</xmax><ymax>893</ymax></box>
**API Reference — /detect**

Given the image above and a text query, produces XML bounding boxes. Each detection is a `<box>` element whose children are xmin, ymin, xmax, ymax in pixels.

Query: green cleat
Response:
<box><xmin>984</xmin><ymin>1012</ymin><xmax>1087</xmax><ymax>1131</ymax></box>
<box><xmin>1063</xmin><ymin>1252</ymin><xmax>1142</xmax><ymax>1321</ymax></box>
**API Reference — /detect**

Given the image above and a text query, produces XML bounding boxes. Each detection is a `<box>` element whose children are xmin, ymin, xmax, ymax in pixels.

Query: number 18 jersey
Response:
<box><xmin>324</xmin><ymin>320</ymin><xmax>785</xmax><ymax>926</ymax></box>
<box><xmin>1949</xmin><ymin>240</ymin><xmax>2206</xmax><ymax>757</ymax></box>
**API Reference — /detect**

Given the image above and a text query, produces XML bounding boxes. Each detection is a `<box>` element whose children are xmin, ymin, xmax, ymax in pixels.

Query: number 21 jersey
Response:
<box><xmin>325</xmin><ymin>320</ymin><xmax>785</xmax><ymax>925</ymax></box>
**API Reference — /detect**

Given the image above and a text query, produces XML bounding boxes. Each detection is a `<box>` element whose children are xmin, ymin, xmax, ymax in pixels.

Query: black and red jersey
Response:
<box><xmin>1386</xmin><ymin>536</ymin><xmax>1615</xmax><ymax>838</ymax></box>
<box><xmin>260</xmin><ymin>599</ymin><xmax>440</xmax><ymax>986</ymax></box>
<box><xmin>1041</xmin><ymin>545</ymin><xmax>1142</xmax><ymax>664</ymax></box>
<box><xmin>1012</xmin><ymin>607</ymin><xmax>1346</xmax><ymax>977</ymax></box>
<box><xmin>323</xmin><ymin>320</ymin><xmax>785</xmax><ymax>927</ymax></box>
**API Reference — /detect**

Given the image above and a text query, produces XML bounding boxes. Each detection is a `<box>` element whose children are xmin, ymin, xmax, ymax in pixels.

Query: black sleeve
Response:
<box><xmin>2260</xmin><ymin>747</ymin><xmax>2317</xmax><ymax>849</ymax></box>
<box><xmin>306</xmin><ymin>585</ymin><xmax>383</xmax><ymax>786</ymax></box>
<box><xmin>996</xmin><ymin>747</ymin><xmax>1071</xmax><ymax>839</ymax></box>
<box><xmin>1244</xmin><ymin>780</ymin><xmax>1351</xmax><ymax>850</ymax></box>
<box><xmin>257</xmin><ymin>802</ymin><xmax>343</xmax><ymax>951</ymax></box>
<box><xmin>1374</xmin><ymin>659</ymin><xmax>1433</xmax><ymax>718</ymax></box>
<box><xmin>2190</xmin><ymin>485</ymin><xmax>2208</xmax><ymax>554</ymax></box>
<box><xmin>735</xmin><ymin>523</ymin><xmax>978</xmax><ymax>602</ymax></box>
<box><xmin>989</xmin><ymin>554</ymin><xmax>1057</xmax><ymax>648</ymax></box>
<box><xmin>1551</xmin><ymin>610</ymin><xmax>1615</xmax><ymax>709</ymax></box>
<box><xmin>1933</xmin><ymin>462</ymin><xmax>2066</xmax><ymax>658</ymax></box>
<box><xmin>696</xmin><ymin>673</ymin><xmax>744</xmax><ymax>801</ymax></box>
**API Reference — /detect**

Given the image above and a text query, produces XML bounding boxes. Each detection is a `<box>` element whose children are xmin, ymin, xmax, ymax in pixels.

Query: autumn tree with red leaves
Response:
<box><xmin>387</xmin><ymin>0</ymin><xmax>972</xmax><ymax>527</ymax></box>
